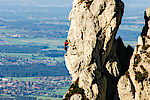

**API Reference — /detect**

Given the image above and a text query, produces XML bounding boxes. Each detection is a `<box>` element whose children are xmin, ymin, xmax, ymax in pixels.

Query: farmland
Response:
<box><xmin>0</xmin><ymin>76</ymin><xmax>71</xmax><ymax>100</ymax></box>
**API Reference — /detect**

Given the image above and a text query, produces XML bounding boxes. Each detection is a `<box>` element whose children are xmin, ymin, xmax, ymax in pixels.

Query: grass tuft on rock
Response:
<box><xmin>63</xmin><ymin>79</ymin><xmax>89</xmax><ymax>100</ymax></box>
<box><xmin>142</xmin><ymin>44</ymin><xmax>149</xmax><ymax>50</ymax></box>
<box><xmin>85</xmin><ymin>0</ymin><xmax>94</xmax><ymax>9</ymax></box>
<box><xmin>125</xmin><ymin>71</ymin><xmax>130</xmax><ymax>79</ymax></box>
<box><xmin>135</xmin><ymin>70</ymin><xmax>148</xmax><ymax>83</ymax></box>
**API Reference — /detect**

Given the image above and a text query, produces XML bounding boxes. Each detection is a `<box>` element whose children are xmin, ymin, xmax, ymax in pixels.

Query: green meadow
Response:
<box><xmin>0</xmin><ymin>37</ymin><xmax>65</xmax><ymax>50</ymax></box>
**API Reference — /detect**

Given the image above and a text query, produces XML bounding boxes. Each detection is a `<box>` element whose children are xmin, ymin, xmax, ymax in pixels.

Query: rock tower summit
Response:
<box><xmin>63</xmin><ymin>0</ymin><xmax>150</xmax><ymax>100</ymax></box>
<box><xmin>63</xmin><ymin>0</ymin><xmax>129</xmax><ymax>100</ymax></box>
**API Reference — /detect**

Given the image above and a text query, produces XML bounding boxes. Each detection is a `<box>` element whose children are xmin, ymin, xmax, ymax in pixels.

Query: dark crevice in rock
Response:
<box><xmin>129</xmin><ymin>76</ymin><xmax>136</xmax><ymax>98</ymax></box>
<box><xmin>101</xmin><ymin>65</ymin><xmax>119</xmax><ymax>100</ymax></box>
<box><xmin>96</xmin><ymin>28</ymin><xmax>102</xmax><ymax>37</ymax></box>
<box><xmin>124</xmin><ymin>71</ymin><xmax>135</xmax><ymax>98</ymax></box>
<box><xmin>116</xmin><ymin>37</ymin><xmax>134</xmax><ymax>76</ymax></box>
<box><xmin>101</xmin><ymin>37</ymin><xmax>133</xmax><ymax>100</ymax></box>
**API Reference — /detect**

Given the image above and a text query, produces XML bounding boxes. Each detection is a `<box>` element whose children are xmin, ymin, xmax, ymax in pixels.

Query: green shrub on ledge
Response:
<box><xmin>125</xmin><ymin>71</ymin><xmax>130</xmax><ymax>79</ymax></box>
<box><xmin>142</xmin><ymin>44</ymin><xmax>149</xmax><ymax>50</ymax></box>
<box><xmin>85</xmin><ymin>0</ymin><xmax>94</xmax><ymax>9</ymax></box>
<box><xmin>63</xmin><ymin>79</ymin><xmax>89</xmax><ymax>100</ymax></box>
<box><xmin>135</xmin><ymin>70</ymin><xmax>148</xmax><ymax>83</ymax></box>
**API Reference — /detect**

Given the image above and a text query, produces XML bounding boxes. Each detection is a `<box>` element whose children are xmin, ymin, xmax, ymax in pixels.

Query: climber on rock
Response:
<box><xmin>64</xmin><ymin>40</ymin><xmax>69</xmax><ymax>52</ymax></box>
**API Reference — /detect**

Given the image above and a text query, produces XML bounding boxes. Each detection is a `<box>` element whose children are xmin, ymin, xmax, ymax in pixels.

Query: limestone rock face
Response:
<box><xmin>118</xmin><ymin>7</ymin><xmax>150</xmax><ymax>100</ymax></box>
<box><xmin>63</xmin><ymin>0</ymin><xmax>127</xmax><ymax>100</ymax></box>
<box><xmin>70</xmin><ymin>94</ymin><xmax>82</xmax><ymax>100</ymax></box>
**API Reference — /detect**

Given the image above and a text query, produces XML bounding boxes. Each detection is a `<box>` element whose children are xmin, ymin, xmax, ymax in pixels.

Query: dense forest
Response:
<box><xmin>0</xmin><ymin>96</ymin><xmax>36</xmax><ymax>100</ymax></box>
<box><xmin>0</xmin><ymin>63</ymin><xmax>69</xmax><ymax>77</ymax></box>
<box><xmin>0</xmin><ymin>45</ymin><xmax>48</xmax><ymax>53</ymax></box>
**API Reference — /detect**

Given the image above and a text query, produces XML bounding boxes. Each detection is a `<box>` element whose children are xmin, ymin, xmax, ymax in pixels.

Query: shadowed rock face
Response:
<box><xmin>118</xmin><ymin>8</ymin><xmax>150</xmax><ymax>100</ymax></box>
<box><xmin>63</xmin><ymin>0</ymin><xmax>132</xmax><ymax>100</ymax></box>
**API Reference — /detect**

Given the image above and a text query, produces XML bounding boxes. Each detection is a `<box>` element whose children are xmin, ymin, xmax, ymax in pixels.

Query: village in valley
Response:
<box><xmin>0</xmin><ymin>76</ymin><xmax>71</xmax><ymax>99</ymax></box>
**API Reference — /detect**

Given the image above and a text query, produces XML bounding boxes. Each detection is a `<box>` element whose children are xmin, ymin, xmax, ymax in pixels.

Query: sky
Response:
<box><xmin>0</xmin><ymin>0</ymin><xmax>73</xmax><ymax>7</ymax></box>
<box><xmin>123</xmin><ymin>0</ymin><xmax>150</xmax><ymax>9</ymax></box>
<box><xmin>0</xmin><ymin>0</ymin><xmax>149</xmax><ymax>15</ymax></box>
<box><xmin>0</xmin><ymin>0</ymin><xmax>149</xmax><ymax>7</ymax></box>
<box><xmin>123</xmin><ymin>0</ymin><xmax>150</xmax><ymax>16</ymax></box>
<box><xmin>0</xmin><ymin>0</ymin><xmax>149</xmax><ymax>10</ymax></box>
<box><xmin>0</xmin><ymin>0</ymin><xmax>149</xmax><ymax>20</ymax></box>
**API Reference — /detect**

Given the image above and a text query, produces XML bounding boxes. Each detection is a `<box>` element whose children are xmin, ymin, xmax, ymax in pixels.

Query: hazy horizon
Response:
<box><xmin>0</xmin><ymin>0</ymin><xmax>149</xmax><ymax>8</ymax></box>
<box><xmin>0</xmin><ymin>0</ymin><xmax>73</xmax><ymax>7</ymax></box>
